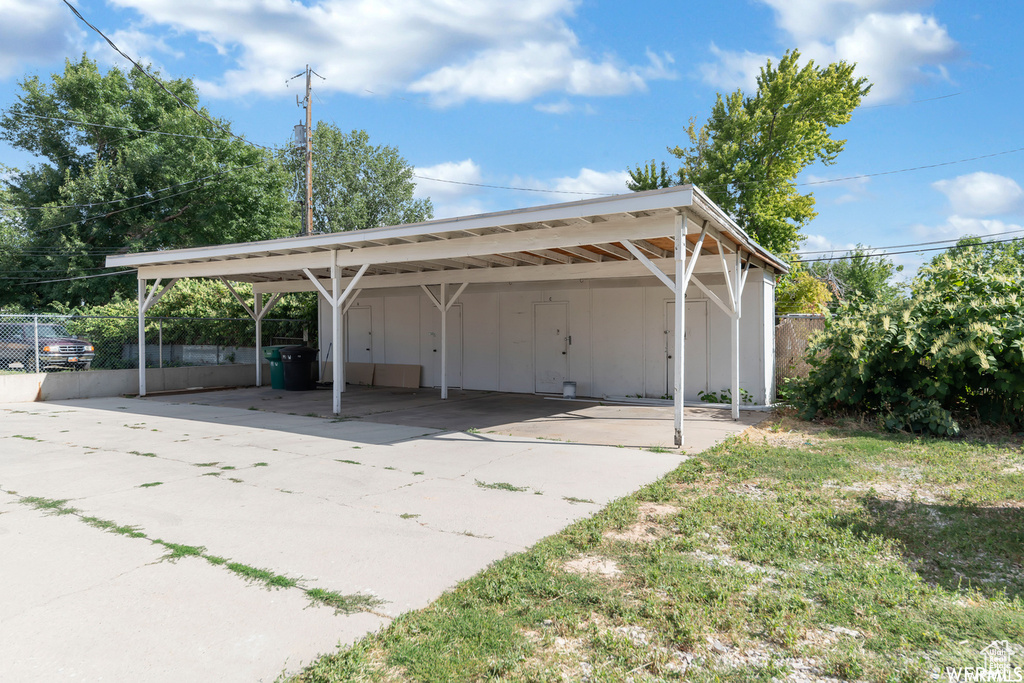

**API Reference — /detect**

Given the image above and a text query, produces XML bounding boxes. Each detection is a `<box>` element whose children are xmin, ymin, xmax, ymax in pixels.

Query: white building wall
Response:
<box><xmin>318</xmin><ymin>273</ymin><xmax>774</xmax><ymax>403</ymax></box>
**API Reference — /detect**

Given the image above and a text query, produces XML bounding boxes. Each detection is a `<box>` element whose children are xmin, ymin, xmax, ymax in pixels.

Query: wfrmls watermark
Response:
<box><xmin>946</xmin><ymin>640</ymin><xmax>1023</xmax><ymax>682</ymax></box>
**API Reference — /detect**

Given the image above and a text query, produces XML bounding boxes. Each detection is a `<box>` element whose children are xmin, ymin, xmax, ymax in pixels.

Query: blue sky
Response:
<box><xmin>1</xmin><ymin>0</ymin><xmax>1022</xmax><ymax>275</ymax></box>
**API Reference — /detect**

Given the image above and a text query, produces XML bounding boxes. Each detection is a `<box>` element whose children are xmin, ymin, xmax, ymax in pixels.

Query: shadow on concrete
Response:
<box><xmin>127</xmin><ymin>385</ymin><xmax>764</xmax><ymax>450</ymax></box>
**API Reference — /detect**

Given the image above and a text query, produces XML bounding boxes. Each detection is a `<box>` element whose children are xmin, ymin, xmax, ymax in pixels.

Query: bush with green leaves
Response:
<box><xmin>792</xmin><ymin>241</ymin><xmax>1024</xmax><ymax>436</ymax></box>
<box><xmin>50</xmin><ymin>279</ymin><xmax>315</xmax><ymax>369</ymax></box>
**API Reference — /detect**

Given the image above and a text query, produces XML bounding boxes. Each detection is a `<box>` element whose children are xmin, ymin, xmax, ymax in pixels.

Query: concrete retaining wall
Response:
<box><xmin>0</xmin><ymin>363</ymin><xmax>267</xmax><ymax>403</ymax></box>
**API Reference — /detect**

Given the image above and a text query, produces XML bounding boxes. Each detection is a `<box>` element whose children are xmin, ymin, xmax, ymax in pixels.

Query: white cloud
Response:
<box><xmin>932</xmin><ymin>172</ymin><xmax>1023</xmax><ymax>217</ymax></box>
<box><xmin>0</xmin><ymin>0</ymin><xmax>83</xmax><ymax>79</ymax></box>
<box><xmin>409</xmin><ymin>39</ymin><xmax>661</xmax><ymax>106</ymax></box>
<box><xmin>801</xmin><ymin>234</ymin><xmax>858</xmax><ymax>254</ymax></box>
<box><xmin>548</xmin><ymin>168</ymin><xmax>634</xmax><ymax>197</ymax></box>
<box><xmin>699</xmin><ymin>43</ymin><xmax>773</xmax><ymax>92</ymax></box>
<box><xmin>414</xmin><ymin>159</ymin><xmax>482</xmax><ymax>199</ymax></box>
<box><xmin>534</xmin><ymin>99</ymin><xmax>574</xmax><ymax>115</ymax></box>
<box><xmin>107</xmin><ymin>0</ymin><xmax>674</xmax><ymax>104</ymax></box>
<box><xmin>413</xmin><ymin>159</ymin><xmax>488</xmax><ymax>219</ymax></box>
<box><xmin>911</xmin><ymin>215</ymin><xmax>1024</xmax><ymax>241</ymax></box>
<box><xmin>700</xmin><ymin>1</ymin><xmax>959</xmax><ymax>102</ymax></box>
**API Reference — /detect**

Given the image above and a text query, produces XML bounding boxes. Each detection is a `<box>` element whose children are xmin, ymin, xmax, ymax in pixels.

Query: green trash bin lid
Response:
<box><xmin>262</xmin><ymin>345</ymin><xmax>288</xmax><ymax>361</ymax></box>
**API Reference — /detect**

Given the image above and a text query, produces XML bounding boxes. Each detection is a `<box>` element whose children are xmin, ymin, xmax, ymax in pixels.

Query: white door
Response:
<box><xmin>535</xmin><ymin>302</ymin><xmax>569</xmax><ymax>394</ymax></box>
<box><xmin>347</xmin><ymin>307</ymin><xmax>372</xmax><ymax>363</ymax></box>
<box><xmin>666</xmin><ymin>300</ymin><xmax>708</xmax><ymax>400</ymax></box>
<box><xmin>430</xmin><ymin>304</ymin><xmax>463</xmax><ymax>388</ymax></box>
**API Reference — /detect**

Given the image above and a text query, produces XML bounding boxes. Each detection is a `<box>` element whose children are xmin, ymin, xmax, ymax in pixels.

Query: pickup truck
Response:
<box><xmin>0</xmin><ymin>322</ymin><xmax>96</xmax><ymax>371</ymax></box>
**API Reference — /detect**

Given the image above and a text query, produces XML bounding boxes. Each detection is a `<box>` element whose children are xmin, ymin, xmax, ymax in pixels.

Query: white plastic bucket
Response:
<box><xmin>562</xmin><ymin>381</ymin><xmax>577</xmax><ymax>399</ymax></box>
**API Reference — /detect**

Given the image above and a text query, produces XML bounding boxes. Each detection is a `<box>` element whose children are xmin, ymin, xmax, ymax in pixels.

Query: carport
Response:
<box><xmin>107</xmin><ymin>185</ymin><xmax>788</xmax><ymax>446</ymax></box>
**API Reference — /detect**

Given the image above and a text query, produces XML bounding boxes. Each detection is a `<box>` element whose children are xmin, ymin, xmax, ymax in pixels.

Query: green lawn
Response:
<box><xmin>290</xmin><ymin>414</ymin><xmax>1024</xmax><ymax>683</ymax></box>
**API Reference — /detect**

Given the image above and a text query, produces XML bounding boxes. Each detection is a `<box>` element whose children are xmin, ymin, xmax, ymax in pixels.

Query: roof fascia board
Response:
<box><xmin>136</xmin><ymin>214</ymin><xmax>678</xmax><ymax>280</ymax></box>
<box><xmin>108</xmin><ymin>187</ymin><xmax>694</xmax><ymax>269</ymax></box>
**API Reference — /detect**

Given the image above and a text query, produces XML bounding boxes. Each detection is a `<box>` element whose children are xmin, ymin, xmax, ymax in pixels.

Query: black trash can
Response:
<box><xmin>280</xmin><ymin>346</ymin><xmax>318</xmax><ymax>391</ymax></box>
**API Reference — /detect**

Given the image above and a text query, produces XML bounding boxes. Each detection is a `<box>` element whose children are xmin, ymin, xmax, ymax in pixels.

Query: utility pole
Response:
<box><xmin>287</xmin><ymin>65</ymin><xmax>324</xmax><ymax>236</ymax></box>
<box><xmin>303</xmin><ymin>65</ymin><xmax>313</xmax><ymax>237</ymax></box>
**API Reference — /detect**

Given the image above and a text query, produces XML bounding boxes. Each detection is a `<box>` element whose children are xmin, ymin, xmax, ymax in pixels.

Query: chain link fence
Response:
<box><xmin>0</xmin><ymin>314</ymin><xmax>313</xmax><ymax>373</ymax></box>
<box><xmin>775</xmin><ymin>314</ymin><xmax>826</xmax><ymax>394</ymax></box>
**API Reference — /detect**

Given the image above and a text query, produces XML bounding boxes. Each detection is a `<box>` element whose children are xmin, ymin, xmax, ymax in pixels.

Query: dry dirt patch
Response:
<box><xmin>563</xmin><ymin>555</ymin><xmax>622</xmax><ymax>578</ymax></box>
<box><xmin>603</xmin><ymin>502</ymin><xmax>680</xmax><ymax>543</ymax></box>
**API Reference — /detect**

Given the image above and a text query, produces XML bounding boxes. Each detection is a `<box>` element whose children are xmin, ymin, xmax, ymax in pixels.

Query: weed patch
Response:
<box><xmin>475</xmin><ymin>480</ymin><xmax>529</xmax><ymax>493</ymax></box>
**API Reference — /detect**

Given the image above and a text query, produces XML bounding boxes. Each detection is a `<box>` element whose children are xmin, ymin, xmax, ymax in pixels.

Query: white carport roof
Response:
<box><xmin>109</xmin><ymin>185</ymin><xmax>788</xmax><ymax>447</ymax></box>
<box><xmin>106</xmin><ymin>185</ymin><xmax>788</xmax><ymax>288</ymax></box>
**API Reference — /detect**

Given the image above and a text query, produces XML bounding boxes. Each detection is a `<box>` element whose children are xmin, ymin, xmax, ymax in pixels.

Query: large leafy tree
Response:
<box><xmin>0</xmin><ymin>55</ymin><xmax>298</xmax><ymax>309</ymax></box>
<box><xmin>808</xmin><ymin>246</ymin><xmax>903</xmax><ymax>304</ymax></box>
<box><xmin>629</xmin><ymin>50</ymin><xmax>870</xmax><ymax>255</ymax></box>
<box><xmin>281</xmin><ymin>123</ymin><xmax>432</xmax><ymax>233</ymax></box>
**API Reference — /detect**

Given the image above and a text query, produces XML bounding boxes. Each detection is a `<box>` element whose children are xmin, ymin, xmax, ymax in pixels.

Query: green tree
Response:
<box><xmin>282</xmin><ymin>123</ymin><xmax>432</xmax><ymax>233</ymax></box>
<box><xmin>0</xmin><ymin>55</ymin><xmax>298</xmax><ymax>309</ymax></box>
<box><xmin>807</xmin><ymin>246</ymin><xmax>903</xmax><ymax>304</ymax></box>
<box><xmin>630</xmin><ymin>50</ymin><xmax>870</xmax><ymax>255</ymax></box>
<box><xmin>775</xmin><ymin>261</ymin><xmax>834</xmax><ymax>314</ymax></box>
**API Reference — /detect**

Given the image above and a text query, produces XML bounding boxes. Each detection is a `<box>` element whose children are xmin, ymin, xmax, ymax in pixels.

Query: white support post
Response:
<box><xmin>674</xmin><ymin>213</ymin><xmax>687</xmax><ymax>447</ymax></box>
<box><xmin>324</xmin><ymin>260</ymin><xmax>370</xmax><ymax>414</ymax></box>
<box><xmin>255</xmin><ymin>292</ymin><xmax>263</xmax><ymax>388</ymax></box>
<box><xmin>420</xmin><ymin>282</ymin><xmax>469</xmax><ymax>400</ymax></box>
<box><xmin>440</xmin><ymin>283</ymin><xmax>448</xmax><ymax>400</ymax></box>
<box><xmin>138</xmin><ymin>278</ymin><xmax>147</xmax><ymax>397</ymax></box>
<box><xmin>731</xmin><ymin>250</ymin><xmax>741</xmax><ymax>421</ymax></box>
<box><xmin>331</xmin><ymin>260</ymin><xmax>342</xmax><ymax>413</ymax></box>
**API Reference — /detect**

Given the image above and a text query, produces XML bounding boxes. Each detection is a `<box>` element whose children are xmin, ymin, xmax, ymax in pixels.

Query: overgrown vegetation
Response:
<box><xmin>289</xmin><ymin>415</ymin><xmax>1024</xmax><ymax>682</ymax></box>
<box><xmin>792</xmin><ymin>240</ymin><xmax>1024</xmax><ymax>435</ymax></box>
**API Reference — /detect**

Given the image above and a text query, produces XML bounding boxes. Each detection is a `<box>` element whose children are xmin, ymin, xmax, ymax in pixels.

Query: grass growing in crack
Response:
<box><xmin>82</xmin><ymin>516</ymin><xmax>147</xmax><ymax>538</ymax></box>
<box><xmin>129</xmin><ymin>450</ymin><xmax>157</xmax><ymax>457</ymax></box>
<box><xmin>475</xmin><ymin>480</ymin><xmax>529</xmax><ymax>493</ymax></box>
<box><xmin>412</xmin><ymin>471</ymin><xmax>425</xmax><ymax>476</ymax></box>
<box><xmin>193</xmin><ymin>462</ymin><xmax>219</xmax><ymax>467</ymax></box>
<box><xmin>336</xmin><ymin>459</ymin><xmax>361</xmax><ymax>465</ymax></box>
<box><xmin>20</xmin><ymin>496</ymin><xmax>77</xmax><ymax>515</ymax></box>
<box><xmin>563</xmin><ymin>496</ymin><xmax>595</xmax><ymax>505</ymax></box>
<box><xmin>305</xmin><ymin>588</ymin><xmax>383</xmax><ymax>615</ymax></box>
<box><xmin>155</xmin><ymin>540</ymin><xmax>206</xmax><ymax>561</ymax></box>
<box><xmin>252</xmin><ymin>462</ymin><xmax>269</xmax><ymax>467</ymax></box>
<box><xmin>647</xmin><ymin>446</ymin><xmax>671</xmax><ymax>453</ymax></box>
<box><xmin>226</xmin><ymin>563</ymin><xmax>298</xmax><ymax>589</ymax></box>
<box><xmin>227</xmin><ymin>477</ymin><xmax>244</xmax><ymax>483</ymax></box>
<box><xmin>13</xmin><ymin>434</ymin><xmax>39</xmax><ymax>440</ymax></box>
<box><xmin>220</xmin><ymin>465</ymin><xmax>236</xmax><ymax>470</ymax></box>
<box><xmin>400</xmin><ymin>513</ymin><xmax>420</xmax><ymax>519</ymax></box>
<box><xmin>138</xmin><ymin>481</ymin><xmax>163</xmax><ymax>488</ymax></box>
<box><xmin>201</xmin><ymin>471</ymin><xmax>223</xmax><ymax>477</ymax></box>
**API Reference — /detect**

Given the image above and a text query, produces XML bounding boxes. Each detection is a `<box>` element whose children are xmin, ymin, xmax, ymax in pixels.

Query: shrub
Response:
<box><xmin>792</xmin><ymin>241</ymin><xmax>1024</xmax><ymax>436</ymax></box>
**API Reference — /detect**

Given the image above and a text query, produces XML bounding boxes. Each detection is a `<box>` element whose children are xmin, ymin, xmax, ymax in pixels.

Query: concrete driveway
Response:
<box><xmin>0</xmin><ymin>396</ymin><xmax>749</xmax><ymax>682</ymax></box>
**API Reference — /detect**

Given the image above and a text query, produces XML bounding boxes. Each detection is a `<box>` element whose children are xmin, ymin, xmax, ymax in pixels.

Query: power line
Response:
<box><xmin>5</xmin><ymin>112</ymin><xmax>239</xmax><ymax>145</ymax></box>
<box><xmin>60</xmin><ymin>0</ymin><xmax>266</xmax><ymax>151</ymax></box>
<box><xmin>33</xmin><ymin>183</ymin><xmax>221</xmax><ymax>234</ymax></box>
<box><xmin>796</xmin><ymin>234</ymin><xmax>1022</xmax><ymax>263</ymax></box>
<box><xmin>794</xmin><ymin>226</ymin><xmax>1024</xmax><ymax>256</ymax></box>
<box><xmin>0</xmin><ymin>164</ymin><xmax>259</xmax><ymax>214</ymax></box>
<box><xmin>9</xmin><ymin>270</ymin><xmax>134</xmax><ymax>285</ymax></box>
<box><xmin>411</xmin><ymin>174</ymin><xmax>607</xmax><ymax>196</ymax></box>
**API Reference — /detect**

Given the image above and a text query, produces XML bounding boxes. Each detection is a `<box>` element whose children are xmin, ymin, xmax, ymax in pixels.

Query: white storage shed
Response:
<box><xmin>108</xmin><ymin>185</ymin><xmax>789</xmax><ymax>446</ymax></box>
